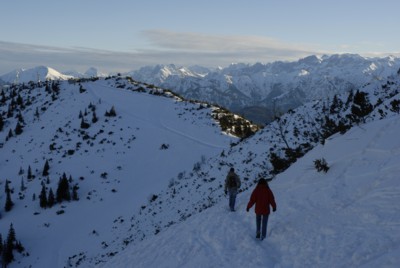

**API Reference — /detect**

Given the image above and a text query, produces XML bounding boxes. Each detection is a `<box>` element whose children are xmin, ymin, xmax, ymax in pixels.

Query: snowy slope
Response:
<box><xmin>104</xmin><ymin>113</ymin><xmax>400</xmax><ymax>268</ymax></box>
<box><xmin>1</xmin><ymin>68</ymin><xmax>400</xmax><ymax>267</ymax></box>
<box><xmin>0</xmin><ymin>77</ymin><xmax>238</xmax><ymax>267</ymax></box>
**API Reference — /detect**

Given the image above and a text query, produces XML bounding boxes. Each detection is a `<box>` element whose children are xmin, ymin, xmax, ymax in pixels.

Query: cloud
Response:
<box><xmin>1</xmin><ymin>31</ymin><xmax>399</xmax><ymax>75</ymax></box>
<box><xmin>0</xmin><ymin>41</ymin><xmax>140</xmax><ymax>75</ymax></box>
<box><xmin>0</xmin><ymin>29</ymin><xmax>323</xmax><ymax>75</ymax></box>
<box><xmin>141</xmin><ymin>29</ymin><xmax>319</xmax><ymax>57</ymax></box>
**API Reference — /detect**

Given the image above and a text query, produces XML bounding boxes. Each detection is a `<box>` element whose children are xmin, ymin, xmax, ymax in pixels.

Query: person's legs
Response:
<box><xmin>256</xmin><ymin>214</ymin><xmax>261</xmax><ymax>238</ymax></box>
<box><xmin>229</xmin><ymin>189</ymin><xmax>237</xmax><ymax>211</ymax></box>
<box><xmin>261</xmin><ymin>214</ymin><xmax>269</xmax><ymax>239</ymax></box>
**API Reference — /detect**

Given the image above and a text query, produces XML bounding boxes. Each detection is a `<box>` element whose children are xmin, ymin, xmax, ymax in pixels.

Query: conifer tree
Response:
<box><xmin>56</xmin><ymin>175</ymin><xmax>70</xmax><ymax>203</ymax></box>
<box><xmin>14</xmin><ymin>122</ymin><xmax>23</xmax><ymax>135</ymax></box>
<box><xmin>92</xmin><ymin>110</ymin><xmax>98</xmax><ymax>123</ymax></box>
<box><xmin>42</xmin><ymin>160</ymin><xmax>50</xmax><ymax>177</ymax></box>
<box><xmin>7</xmin><ymin>128</ymin><xmax>13</xmax><ymax>139</ymax></box>
<box><xmin>351</xmin><ymin>90</ymin><xmax>373</xmax><ymax>123</ymax></box>
<box><xmin>7</xmin><ymin>104</ymin><xmax>13</xmax><ymax>118</ymax></box>
<box><xmin>0</xmin><ymin>234</ymin><xmax>2</xmax><ymax>256</ymax></box>
<box><xmin>27</xmin><ymin>165</ymin><xmax>33</xmax><ymax>180</ymax></box>
<box><xmin>105</xmin><ymin>106</ymin><xmax>117</xmax><ymax>117</ymax></box>
<box><xmin>0</xmin><ymin>90</ymin><xmax>6</xmax><ymax>103</ymax></box>
<box><xmin>48</xmin><ymin>188</ymin><xmax>55</xmax><ymax>208</ymax></box>
<box><xmin>7</xmin><ymin>224</ymin><xmax>16</xmax><ymax>246</ymax></box>
<box><xmin>3</xmin><ymin>224</ymin><xmax>16</xmax><ymax>265</ymax></box>
<box><xmin>4</xmin><ymin>179</ymin><xmax>10</xmax><ymax>194</ymax></box>
<box><xmin>18</xmin><ymin>167</ymin><xmax>24</xmax><ymax>175</ymax></box>
<box><xmin>5</xmin><ymin>189</ymin><xmax>13</xmax><ymax>212</ymax></box>
<box><xmin>39</xmin><ymin>184</ymin><xmax>48</xmax><ymax>208</ymax></box>
<box><xmin>16</xmin><ymin>94</ymin><xmax>24</xmax><ymax>108</ymax></box>
<box><xmin>20</xmin><ymin>178</ymin><xmax>26</xmax><ymax>191</ymax></box>
<box><xmin>17</xmin><ymin>111</ymin><xmax>25</xmax><ymax>124</ymax></box>
<box><xmin>0</xmin><ymin>114</ymin><xmax>3</xmax><ymax>132</ymax></box>
<box><xmin>80</xmin><ymin>117</ymin><xmax>90</xmax><ymax>129</ymax></box>
<box><xmin>34</xmin><ymin>107</ymin><xmax>40</xmax><ymax>119</ymax></box>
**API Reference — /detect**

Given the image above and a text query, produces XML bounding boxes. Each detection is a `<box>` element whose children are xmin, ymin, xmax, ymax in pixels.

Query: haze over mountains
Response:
<box><xmin>0</xmin><ymin>53</ymin><xmax>400</xmax><ymax>267</ymax></box>
<box><xmin>2</xmin><ymin>54</ymin><xmax>400</xmax><ymax>124</ymax></box>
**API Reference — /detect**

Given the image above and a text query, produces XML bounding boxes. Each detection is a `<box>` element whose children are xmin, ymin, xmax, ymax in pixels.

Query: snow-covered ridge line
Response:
<box><xmin>0</xmin><ymin>68</ymin><xmax>399</xmax><ymax>267</ymax></box>
<box><xmin>84</xmin><ymin>69</ymin><xmax>400</xmax><ymax>265</ymax></box>
<box><xmin>0</xmin><ymin>75</ymin><xmax>259</xmax><ymax>267</ymax></box>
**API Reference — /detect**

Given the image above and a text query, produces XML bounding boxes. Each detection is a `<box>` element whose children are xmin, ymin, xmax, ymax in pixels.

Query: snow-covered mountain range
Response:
<box><xmin>0</xmin><ymin>66</ymin><xmax>73</xmax><ymax>84</ymax></box>
<box><xmin>1</xmin><ymin>56</ymin><xmax>400</xmax><ymax>267</ymax></box>
<box><xmin>2</xmin><ymin>54</ymin><xmax>400</xmax><ymax>124</ymax></box>
<box><xmin>129</xmin><ymin>54</ymin><xmax>400</xmax><ymax>123</ymax></box>
<box><xmin>0</xmin><ymin>66</ymin><xmax>105</xmax><ymax>85</ymax></box>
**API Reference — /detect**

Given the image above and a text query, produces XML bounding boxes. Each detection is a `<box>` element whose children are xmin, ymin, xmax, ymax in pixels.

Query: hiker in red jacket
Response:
<box><xmin>246</xmin><ymin>178</ymin><xmax>277</xmax><ymax>240</ymax></box>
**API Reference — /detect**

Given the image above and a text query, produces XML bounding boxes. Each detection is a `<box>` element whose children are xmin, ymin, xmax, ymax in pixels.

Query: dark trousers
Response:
<box><xmin>256</xmin><ymin>214</ymin><xmax>269</xmax><ymax>239</ymax></box>
<box><xmin>228</xmin><ymin>188</ymin><xmax>237</xmax><ymax>211</ymax></box>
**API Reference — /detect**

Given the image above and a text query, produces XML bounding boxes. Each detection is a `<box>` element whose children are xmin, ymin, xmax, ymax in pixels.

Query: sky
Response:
<box><xmin>1</xmin><ymin>0</ymin><xmax>400</xmax><ymax>75</ymax></box>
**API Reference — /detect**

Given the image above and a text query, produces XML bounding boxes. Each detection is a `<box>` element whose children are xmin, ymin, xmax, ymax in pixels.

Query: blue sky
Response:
<box><xmin>1</xmin><ymin>0</ymin><xmax>399</xmax><ymax>74</ymax></box>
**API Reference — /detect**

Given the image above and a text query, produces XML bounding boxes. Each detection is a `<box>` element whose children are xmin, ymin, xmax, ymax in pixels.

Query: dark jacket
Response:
<box><xmin>247</xmin><ymin>184</ymin><xmax>276</xmax><ymax>215</ymax></box>
<box><xmin>224</xmin><ymin>171</ymin><xmax>241</xmax><ymax>191</ymax></box>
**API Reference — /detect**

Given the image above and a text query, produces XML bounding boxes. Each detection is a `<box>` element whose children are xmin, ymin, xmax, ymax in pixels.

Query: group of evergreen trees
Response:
<box><xmin>269</xmin><ymin>89</ymin><xmax>376</xmax><ymax>175</ymax></box>
<box><xmin>212</xmin><ymin>107</ymin><xmax>258</xmax><ymax>139</ymax></box>
<box><xmin>0</xmin><ymin>224</ymin><xmax>24</xmax><ymax>267</ymax></box>
<box><xmin>79</xmin><ymin>102</ymin><xmax>101</xmax><ymax>129</ymax></box>
<box><xmin>1</xmin><ymin>81</ymin><xmax>61</xmax><ymax>142</ymax></box>
<box><xmin>39</xmin><ymin>173</ymin><xmax>79</xmax><ymax>209</ymax></box>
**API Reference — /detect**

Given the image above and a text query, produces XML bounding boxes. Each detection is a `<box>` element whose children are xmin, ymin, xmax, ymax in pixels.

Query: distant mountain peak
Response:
<box><xmin>0</xmin><ymin>66</ymin><xmax>73</xmax><ymax>83</ymax></box>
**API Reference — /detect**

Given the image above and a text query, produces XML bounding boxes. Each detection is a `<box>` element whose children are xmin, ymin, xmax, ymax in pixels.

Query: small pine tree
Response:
<box><xmin>5</xmin><ymin>191</ymin><xmax>13</xmax><ymax>212</ymax></box>
<box><xmin>20</xmin><ymin>178</ymin><xmax>26</xmax><ymax>191</ymax></box>
<box><xmin>80</xmin><ymin>118</ymin><xmax>90</xmax><ymax>129</ymax></box>
<box><xmin>0</xmin><ymin>114</ymin><xmax>3</xmax><ymax>132</ymax></box>
<box><xmin>0</xmin><ymin>234</ymin><xmax>2</xmax><ymax>256</ymax></box>
<box><xmin>7</xmin><ymin>128</ymin><xmax>13</xmax><ymax>139</ymax></box>
<box><xmin>27</xmin><ymin>165</ymin><xmax>33</xmax><ymax>180</ymax></box>
<box><xmin>39</xmin><ymin>184</ymin><xmax>48</xmax><ymax>208</ymax></box>
<box><xmin>48</xmin><ymin>189</ymin><xmax>55</xmax><ymax>208</ymax></box>
<box><xmin>4</xmin><ymin>179</ymin><xmax>10</xmax><ymax>194</ymax></box>
<box><xmin>34</xmin><ymin>107</ymin><xmax>40</xmax><ymax>119</ymax></box>
<box><xmin>42</xmin><ymin>160</ymin><xmax>50</xmax><ymax>177</ymax></box>
<box><xmin>17</xmin><ymin>112</ymin><xmax>25</xmax><ymax>124</ymax></box>
<box><xmin>56</xmin><ymin>175</ymin><xmax>71</xmax><ymax>203</ymax></box>
<box><xmin>314</xmin><ymin>158</ymin><xmax>330</xmax><ymax>173</ymax></box>
<box><xmin>105</xmin><ymin>106</ymin><xmax>116</xmax><ymax>117</ymax></box>
<box><xmin>3</xmin><ymin>224</ymin><xmax>16</xmax><ymax>265</ymax></box>
<box><xmin>92</xmin><ymin>110</ymin><xmax>98</xmax><ymax>123</ymax></box>
<box><xmin>7</xmin><ymin>224</ymin><xmax>16</xmax><ymax>246</ymax></box>
<box><xmin>351</xmin><ymin>90</ymin><xmax>373</xmax><ymax>123</ymax></box>
<box><xmin>14</xmin><ymin>122</ymin><xmax>23</xmax><ymax>135</ymax></box>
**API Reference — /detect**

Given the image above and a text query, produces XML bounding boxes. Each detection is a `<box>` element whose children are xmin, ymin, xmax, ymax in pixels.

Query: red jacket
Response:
<box><xmin>247</xmin><ymin>184</ymin><xmax>276</xmax><ymax>215</ymax></box>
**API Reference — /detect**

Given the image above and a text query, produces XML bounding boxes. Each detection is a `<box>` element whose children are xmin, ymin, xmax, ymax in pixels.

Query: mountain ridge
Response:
<box><xmin>0</xmin><ymin>66</ymin><xmax>399</xmax><ymax>267</ymax></box>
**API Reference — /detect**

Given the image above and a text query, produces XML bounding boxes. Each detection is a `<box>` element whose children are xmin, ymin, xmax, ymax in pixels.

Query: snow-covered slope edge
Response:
<box><xmin>1</xmin><ymin>68</ymin><xmax>399</xmax><ymax>267</ymax></box>
<box><xmin>85</xmin><ymin>69</ymin><xmax>400</xmax><ymax>266</ymax></box>
<box><xmin>0</xmin><ymin>76</ymin><xmax>256</xmax><ymax>268</ymax></box>
<box><xmin>104</xmin><ymin>109</ymin><xmax>400</xmax><ymax>268</ymax></box>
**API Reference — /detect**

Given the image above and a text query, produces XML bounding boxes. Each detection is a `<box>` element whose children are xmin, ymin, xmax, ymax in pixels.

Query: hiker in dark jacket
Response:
<box><xmin>246</xmin><ymin>178</ymin><xmax>276</xmax><ymax>240</ymax></box>
<box><xmin>224</xmin><ymin>167</ymin><xmax>241</xmax><ymax>211</ymax></box>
